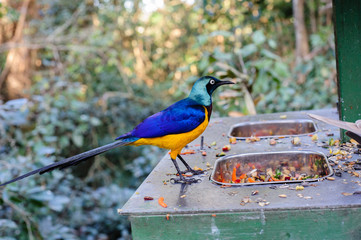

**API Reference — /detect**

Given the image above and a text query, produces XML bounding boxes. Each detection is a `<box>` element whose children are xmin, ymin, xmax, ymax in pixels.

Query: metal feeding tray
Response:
<box><xmin>228</xmin><ymin>119</ymin><xmax>317</xmax><ymax>139</ymax></box>
<box><xmin>210</xmin><ymin>151</ymin><xmax>333</xmax><ymax>186</ymax></box>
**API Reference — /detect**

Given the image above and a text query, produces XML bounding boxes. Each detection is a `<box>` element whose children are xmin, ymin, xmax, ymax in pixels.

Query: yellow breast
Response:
<box><xmin>131</xmin><ymin>106</ymin><xmax>209</xmax><ymax>159</ymax></box>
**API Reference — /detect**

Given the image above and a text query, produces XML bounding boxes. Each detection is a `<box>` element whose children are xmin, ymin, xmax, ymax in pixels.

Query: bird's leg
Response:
<box><xmin>177</xmin><ymin>154</ymin><xmax>205</xmax><ymax>176</ymax></box>
<box><xmin>170</xmin><ymin>158</ymin><xmax>200</xmax><ymax>184</ymax></box>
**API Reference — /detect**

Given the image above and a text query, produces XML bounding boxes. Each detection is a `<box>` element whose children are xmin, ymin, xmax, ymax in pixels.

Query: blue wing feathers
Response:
<box><xmin>116</xmin><ymin>98</ymin><xmax>205</xmax><ymax>140</ymax></box>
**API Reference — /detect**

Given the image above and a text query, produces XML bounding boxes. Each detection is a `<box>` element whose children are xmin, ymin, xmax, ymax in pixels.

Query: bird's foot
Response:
<box><xmin>170</xmin><ymin>176</ymin><xmax>202</xmax><ymax>184</ymax></box>
<box><xmin>176</xmin><ymin>155</ymin><xmax>207</xmax><ymax>176</ymax></box>
<box><xmin>180</xmin><ymin>168</ymin><xmax>206</xmax><ymax>176</ymax></box>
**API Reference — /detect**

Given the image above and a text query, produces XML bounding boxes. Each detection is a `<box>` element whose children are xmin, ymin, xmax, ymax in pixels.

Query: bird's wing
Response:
<box><xmin>308</xmin><ymin>113</ymin><xmax>361</xmax><ymax>135</ymax></box>
<box><xmin>118</xmin><ymin>99</ymin><xmax>206</xmax><ymax>139</ymax></box>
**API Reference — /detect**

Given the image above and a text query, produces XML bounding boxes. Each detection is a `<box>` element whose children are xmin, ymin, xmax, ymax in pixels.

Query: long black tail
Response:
<box><xmin>0</xmin><ymin>140</ymin><xmax>130</xmax><ymax>187</ymax></box>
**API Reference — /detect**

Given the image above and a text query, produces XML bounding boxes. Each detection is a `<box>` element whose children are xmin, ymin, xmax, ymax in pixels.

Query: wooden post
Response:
<box><xmin>333</xmin><ymin>0</ymin><xmax>361</xmax><ymax>141</ymax></box>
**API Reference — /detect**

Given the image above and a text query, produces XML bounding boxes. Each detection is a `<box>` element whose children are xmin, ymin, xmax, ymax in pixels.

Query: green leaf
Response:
<box><xmin>274</xmin><ymin>61</ymin><xmax>290</xmax><ymax>78</ymax></box>
<box><xmin>260</xmin><ymin>49</ymin><xmax>280</xmax><ymax>60</ymax></box>
<box><xmin>239</xmin><ymin>44</ymin><xmax>257</xmax><ymax>58</ymax></box>
<box><xmin>59</xmin><ymin>136</ymin><xmax>70</xmax><ymax>148</ymax></box>
<box><xmin>252</xmin><ymin>30</ymin><xmax>266</xmax><ymax>45</ymax></box>
<box><xmin>72</xmin><ymin>133</ymin><xmax>84</xmax><ymax>147</ymax></box>
<box><xmin>196</xmin><ymin>34</ymin><xmax>209</xmax><ymax>47</ymax></box>
<box><xmin>0</xmin><ymin>219</ymin><xmax>18</xmax><ymax>229</ymax></box>
<box><xmin>209</xmin><ymin>30</ymin><xmax>233</xmax><ymax>38</ymax></box>
<box><xmin>213</xmin><ymin>48</ymin><xmax>232</xmax><ymax>61</ymax></box>
<box><xmin>254</xmin><ymin>59</ymin><xmax>273</xmax><ymax>69</ymax></box>
<box><xmin>310</xmin><ymin>34</ymin><xmax>324</xmax><ymax>48</ymax></box>
<box><xmin>90</xmin><ymin>117</ymin><xmax>101</xmax><ymax>126</ymax></box>
<box><xmin>28</xmin><ymin>189</ymin><xmax>54</xmax><ymax>202</ymax></box>
<box><xmin>37</xmin><ymin>146</ymin><xmax>56</xmax><ymax>156</ymax></box>
<box><xmin>0</xmin><ymin>237</ymin><xmax>17</xmax><ymax>240</ymax></box>
<box><xmin>49</xmin><ymin>195</ymin><xmax>70</xmax><ymax>212</ymax></box>
<box><xmin>268</xmin><ymin>39</ymin><xmax>277</xmax><ymax>49</ymax></box>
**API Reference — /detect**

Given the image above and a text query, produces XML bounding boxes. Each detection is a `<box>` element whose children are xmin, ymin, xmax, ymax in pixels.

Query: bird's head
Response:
<box><xmin>189</xmin><ymin>76</ymin><xmax>234</xmax><ymax>106</ymax></box>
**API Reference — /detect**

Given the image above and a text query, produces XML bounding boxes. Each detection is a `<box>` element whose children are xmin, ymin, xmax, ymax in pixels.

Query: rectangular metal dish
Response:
<box><xmin>228</xmin><ymin>119</ymin><xmax>317</xmax><ymax>139</ymax></box>
<box><xmin>210</xmin><ymin>151</ymin><xmax>333</xmax><ymax>186</ymax></box>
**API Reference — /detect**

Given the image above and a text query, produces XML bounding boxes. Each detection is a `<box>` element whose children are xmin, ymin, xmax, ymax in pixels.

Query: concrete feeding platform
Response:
<box><xmin>119</xmin><ymin>109</ymin><xmax>361</xmax><ymax>239</ymax></box>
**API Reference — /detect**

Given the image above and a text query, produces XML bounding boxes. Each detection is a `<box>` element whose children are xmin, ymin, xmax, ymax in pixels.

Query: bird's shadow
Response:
<box><xmin>176</xmin><ymin>183</ymin><xmax>190</xmax><ymax>207</ymax></box>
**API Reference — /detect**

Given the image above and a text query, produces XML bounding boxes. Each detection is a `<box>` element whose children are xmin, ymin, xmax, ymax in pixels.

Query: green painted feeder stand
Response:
<box><xmin>119</xmin><ymin>110</ymin><xmax>361</xmax><ymax>239</ymax></box>
<box><xmin>119</xmin><ymin>3</ymin><xmax>361</xmax><ymax>238</ymax></box>
<box><xmin>333</xmin><ymin>0</ymin><xmax>361</xmax><ymax>141</ymax></box>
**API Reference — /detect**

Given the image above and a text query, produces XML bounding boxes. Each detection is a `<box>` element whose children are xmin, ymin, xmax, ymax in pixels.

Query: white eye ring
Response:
<box><xmin>210</xmin><ymin>79</ymin><xmax>215</xmax><ymax>85</ymax></box>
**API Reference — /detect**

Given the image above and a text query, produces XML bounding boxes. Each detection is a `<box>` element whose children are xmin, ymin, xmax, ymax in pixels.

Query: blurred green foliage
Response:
<box><xmin>0</xmin><ymin>0</ymin><xmax>336</xmax><ymax>239</ymax></box>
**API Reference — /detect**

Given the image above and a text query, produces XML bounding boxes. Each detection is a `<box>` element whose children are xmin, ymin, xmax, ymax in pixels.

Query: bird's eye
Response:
<box><xmin>210</xmin><ymin>79</ymin><xmax>215</xmax><ymax>85</ymax></box>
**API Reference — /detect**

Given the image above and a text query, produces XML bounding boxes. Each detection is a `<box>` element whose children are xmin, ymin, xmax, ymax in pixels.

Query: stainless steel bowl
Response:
<box><xmin>228</xmin><ymin>119</ymin><xmax>317</xmax><ymax>139</ymax></box>
<box><xmin>210</xmin><ymin>150</ymin><xmax>333</xmax><ymax>186</ymax></box>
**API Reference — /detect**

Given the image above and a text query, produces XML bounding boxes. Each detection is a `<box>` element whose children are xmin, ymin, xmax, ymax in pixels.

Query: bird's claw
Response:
<box><xmin>180</xmin><ymin>169</ymin><xmax>207</xmax><ymax>176</ymax></box>
<box><xmin>170</xmin><ymin>177</ymin><xmax>202</xmax><ymax>184</ymax></box>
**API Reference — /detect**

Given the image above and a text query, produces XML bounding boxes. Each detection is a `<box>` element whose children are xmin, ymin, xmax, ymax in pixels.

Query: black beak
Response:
<box><xmin>216</xmin><ymin>80</ymin><xmax>235</xmax><ymax>86</ymax></box>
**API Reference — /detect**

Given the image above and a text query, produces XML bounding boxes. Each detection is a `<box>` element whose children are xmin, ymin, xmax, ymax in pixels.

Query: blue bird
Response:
<box><xmin>0</xmin><ymin>76</ymin><xmax>233</xmax><ymax>186</ymax></box>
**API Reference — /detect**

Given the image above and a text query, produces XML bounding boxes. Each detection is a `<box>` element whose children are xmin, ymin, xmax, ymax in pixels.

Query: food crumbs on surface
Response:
<box><xmin>350</xmin><ymin>139</ymin><xmax>358</xmax><ymax>144</ymax></box>
<box><xmin>206</xmin><ymin>162</ymin><xmax>211</xmax><ymax>167</ymax></box>
<box><xmin>180</xmin><ymin>149</ymin><xmax>196</xmax><ymax>155</ymax></box>
<box><xmin>297</xmin><ymin>194</ymin><xmax>303</xmax><ymax>198</ymax></box>
<box><xmin>240</xmin><ymin>196</ymin><xmax>251</xmax><ymax>205</ymax></box>
<box><xmin>246</xmin><ymin>136</ymin><xmax>261</xmax><ymax>142</ymax></box>
<box><xmin>216</xmin><ymin>152</ymin><xmax>226</xmax><ymax>157</ymax></box>
<box><xmin>327</xmin><ymin>177</ymin><xmax>335</xmax><ymax>181</ymax></box>
<box><xmin>229</xmin><ymin>137</ymin><xmax>237</xmax><ymax>144</ymax></box>
<box><xmin>311</xmin><ymin>134</ymin><xmax>318</xmax><ymax>141</ymax></box>
<box><xmin>182</xmin><ymin>173</ymin><xmax>193</xmax><ymax>177</ymax></box>
<box><xmin>135</xmin><ymin>192</ymin><xmax>140</xmax><ymax>195</ymax></box>
<box><xmin>291</xmin><ymin>137</ymin><xmax>301</xmax><ymax>145</ymax></box>
<box><xmin>269</xmin><ymin>139</ymin><xmax>277</xmax><ymax>145</ymax></box>
<box><xmin>304</xmin><ymin>196</ymin><xmax>313</xmax><ymax>199</ymax></box>
<box><xmin>252</xmin><ymin>190</ymin><xmax>259</xmax><ymax>196</ymax></box>
<box><xmin>193</xmin><ymin>166</ymin><xmax>203</xmax><ymax>171</ymax></box>
<box><xmin>211</xmin><ymin>141</ymin><xmax>217</xmax><ymax>146</ymax></box>
<box><xmin>228</xmin><ymin>191</ymin><xmax>238</xmax><ymax>196</ymax></box>
<box><xmin>144</xmin><ymin>196</ymin><xmax>154</xmax><ymax>201</ymax></box>
<box><xmin>341</xmin><ymin>192</ymin><xmax>353</xmax><ymax>196</ymax></box>
<box><xmin>328</xmin><ymin>138</ymin><xmax>336</xmax><ymax>146</ymax></box>
<box><xmin>295</xmin><ymin>185</ymin><xmax>304</xmax><ymax>191</ymax></box>
<box><xmin>201</xmin><ymin>151</ymin><xmax>207</xmax><ymax>156</ymax></box>
<box><xmin>158</xmin><ymin>197</ymin><xmax>168</xmax><ymax>208</ymax></box>
<box><xmin>280</xmin><ymin>115</ymin><xmax>287</xmax><ymax>119</ymax></box>
<box><xmin>180</xmin><ymin>195</ymin><xmax>186</xmax><ymax>198</ymax></box>
<box><xmin>278</xmin><ymin>194</ymin><xmax>287</xmax><ymax>198</ymax></box>
<box><xmin>222</xmin><ymin>145</ymin><xmax>231</xmax><ymax>151</ymax></box>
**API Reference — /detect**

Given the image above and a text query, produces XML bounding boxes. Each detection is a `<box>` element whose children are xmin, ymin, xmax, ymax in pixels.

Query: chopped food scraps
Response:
<box><xmin>158</xmin><ymin>197</ymin><xmax>167</xmax><ymax>208</ymax></box>
<box><xmin>213</xmin><ymin>155</ymin><xmax>330</xmax><ymax>184</ymax></box>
